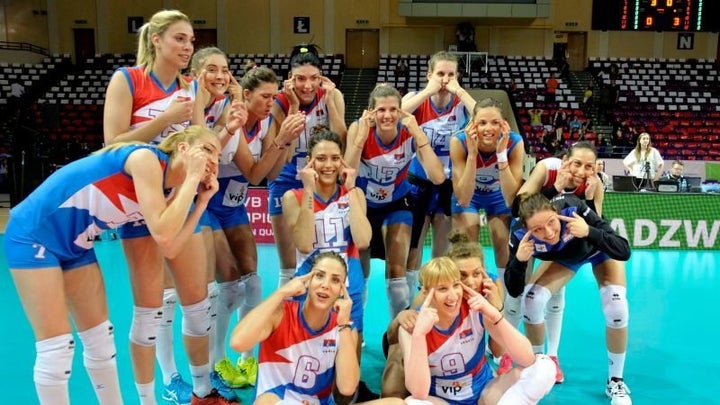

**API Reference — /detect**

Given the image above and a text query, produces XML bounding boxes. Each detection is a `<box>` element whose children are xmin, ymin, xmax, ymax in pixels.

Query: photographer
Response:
<box><xmin>623</xmin><ymin>132</ymin><xmax>663</xmax><ymax>188</ymax></box>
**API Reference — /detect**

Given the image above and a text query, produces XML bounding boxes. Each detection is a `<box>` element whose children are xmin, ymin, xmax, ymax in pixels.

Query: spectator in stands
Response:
<box><xmin>583</xmin><ymin>83</ymin><xmax>594</xmax><ymax>113</ymax></box>
<box><xmin>663</xmin><ymin>160</ymin><xmax>685</xmax><ymax>181</ymax></box>
<box><xmin>509</xmin><ymin>76</ymin><xmax>518</xmax><ymax>94</ymax></box>
<box><xmin>394</xmin><ymin>58</ymin><xmax>409</xmax><ymax>78</ymax></box>
<box><xmin>557</xmin><ymin>57</ymin><xmax>571</xmax><ymax>86</ymax></box>
<box><xmin>569</xmin><ymin>114</ymin><xmax>583</xmax><ymax>132</ymax></box>
<box><xmin>529</xmin><ymin>108</ymin><xmax>544</xmax><ymax>130</ymax></box>
<box><xmin>623</xmin><ymin>132</ymin><xmax>664</xmax><ymax>185</ymax></box>
<box><xmin>545</xmin><ymin>74</ymin><xmax>559</xmax><ymax>103</ymax></box>
<box><xmin>9</xmin><ymin>81</ymin><xmax>25</xmax><ymax>98</ymax></box>
<box><xmin>596</xmin><ymin>159</ymin><xmax>610</xmax><ymax>190</ymax></box>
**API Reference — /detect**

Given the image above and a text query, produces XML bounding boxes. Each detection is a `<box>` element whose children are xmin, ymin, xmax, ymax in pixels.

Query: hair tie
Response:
<box><xmin>300</xmin><ymin>47</ymin><xmax>309</xmax><ymax>53</ymax></box>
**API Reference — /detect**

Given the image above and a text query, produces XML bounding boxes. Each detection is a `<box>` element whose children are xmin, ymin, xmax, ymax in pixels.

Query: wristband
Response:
<box><xmin>338</xmin><ymin>323</ymin><xmax>353</xmax><ymax>332</ymax></box>
<box><xmin>496</xmin><ymin>150</ymin><xmax>508</xmax><ymax>163</ymax></box>
<box><xmin>493</xmin><ymin>314</ymin><xmax>504</xmax><ymax>325</ymax></box>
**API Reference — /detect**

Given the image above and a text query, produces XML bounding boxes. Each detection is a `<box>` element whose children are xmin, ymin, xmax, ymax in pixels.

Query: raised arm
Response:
<box><xmin>340</xmin><ymin>158</ymin><xmax>372</xmax><ymax>250</ymax></box>
<box><xmin>282</xmin><ymin>159</ymin><xmax>317</xmax><ymax>254</ymax></box>
<box><xmin>400</xmin><ymin>78</ymin><xmax>441</xmax><ymax>113</ymax></box>
<box><xmin>497</xmin><ymin>124</ymin><xmax>525</xmax><ymax>206</ymax></box>
<box><xmin>321</xmin><ymin>78</ymin><xmax>347</xmax><ymax>141</ymax></box>
<box><xmin>344</xmin><ymin>111</ymin><xmax>372</xmax><ymax>170</ymax></box>
<box><xmin>450</xmin><ymin>130</ymin><xmax>477</xmax><ymax>207</ymax></box>
<box><xmin>399</xmin><ymin>290</ymin><xmax>437</xmax><ymax>400</ymax></box>
<box><xmin>333</xmin><ymin>283</ymin><xmax>360</xmax><ymax>396</ymax></box>
<box><xmin>403</xmin><ymin>111</ymin><xmax>445</xmax><ymax>185</ymax></box>
<box><xmin>103</xmin><ymin>71</ymin><xmax>194</xmax><ymax>144</ymax></box>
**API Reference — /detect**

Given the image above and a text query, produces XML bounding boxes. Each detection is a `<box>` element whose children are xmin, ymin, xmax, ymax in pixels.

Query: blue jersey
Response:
<box><xmin>8</xmin><ymin>145</ymin><xmax>169</xmax><ymax>258</ymax></box>
<box><xmin>357</xmin><ymin>123</ymin><xmax>415</xmax><ymax>208</ymax></box>
<box><xmin>408</xmin><ymin>95</ymin><xmax>469</xmax><ymax>180</ymax></box>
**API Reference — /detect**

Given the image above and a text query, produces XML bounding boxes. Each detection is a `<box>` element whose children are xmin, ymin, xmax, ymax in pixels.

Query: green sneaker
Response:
<box><xmin>214</xmin><ymin>357</ymin><xmax>248</xmax><ymax>388</ymax></box>
<box><xmin>237</xmin><ymin>356</ymin><xmax>258</xmax><ymax>386</ymax></box>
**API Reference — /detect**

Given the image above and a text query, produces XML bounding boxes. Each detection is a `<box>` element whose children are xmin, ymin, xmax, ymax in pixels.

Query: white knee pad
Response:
<box><xmin>546</xmin><ymin>286</ymin><xmax>565</xmax><ymax>315</ymax></box>
<box><xmin>387</xmin><ymin>277</ymin><xmax>410</xmax><ymax>317</ymax></box>
<box><xmin>499</xmin><ymin>354</ymin><xmax>556</xmax><ymax>404</ymax></box>
<box><xmin>522</xmin><ymin>284</ymin><xmax>552</xmax><ymax>325</ymax></box>
<box><xmin>161</xmin><ymin>288</ymin><xmax>178</xmax><ymax>327</ymax></box>
<box><xmin>130</xmin><ymin>306</ymin><xmax>163</xmax><ymax>347</ymax></box>
<box><xmin>241</xmin><ymin>273</ymin><xmax>262</xmax><ymax>309</ymax></box>
<box><xmin>181</xmin><ymin>298</ymin><xmax>212</xmax><ymax>337</ymax></box>
<box><xmin>34</xmin><ymin>334</ymin><xmax>75</xmax><ymax>386</ymax></box>
<box><xmin>218</xmin><ymin>280</ymin><xmax>244</xmax><ymax>312</ymax></box>
<box><xmin>600</xmin><ymin>285</ymin><xmax>629</xmax><ymax>329</ymax></box>
<box><xmin>78</xmin><ymin>320</ymin><xmax>117</xmax><ymax>370</ymax></box>
<box><xmin>207</xmin><ymin>282</ymin><xmax>219</xmax><ymax>322</ymax></box>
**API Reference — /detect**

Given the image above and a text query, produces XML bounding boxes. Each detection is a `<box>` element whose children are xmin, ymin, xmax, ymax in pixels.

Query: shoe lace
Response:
<box><xmin>610</xmin><ymin>380</ymin><xmax>631</xmax><ymax>396</ymax></box>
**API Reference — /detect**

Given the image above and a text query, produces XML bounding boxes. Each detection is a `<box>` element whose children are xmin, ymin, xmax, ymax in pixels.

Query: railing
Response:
<box><xmin>0</xmin><ymin>41</ymin><xmax>50</xmax><ymax>56</ymax></box>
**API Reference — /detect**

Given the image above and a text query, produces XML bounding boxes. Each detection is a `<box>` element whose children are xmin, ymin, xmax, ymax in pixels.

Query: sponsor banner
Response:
<box><xmin>246</xmin><ymin>188</ymin><xmax>274</xmax><ymax>244</ymax></box>
<box><xmin>604</xmin><ymin>192</ymin><xmax>720</xmax><ymax>250</ymax></box>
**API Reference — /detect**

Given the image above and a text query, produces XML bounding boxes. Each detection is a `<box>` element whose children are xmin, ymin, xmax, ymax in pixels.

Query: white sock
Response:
<box><xmin>386</xmin><ymin>277</ymin><xmax>410</xmax><ymax>318</ymax></box>
<box><xmin>545</xmin><ymin>286</ymin><xmax>565</xmax><ymax>357</ymax></box>
<box><xmin>279</xmin><ymin>267</ymin><xmax>295</xmax><ymax>287</ymax></box>
<box><xmin>214</xmin><ymin>280</ymin><xmax>244</xmax><ymax>363</ymax></box>
<box><xmin>136</xmin><ymin>381</ymin><xmax>157</xmax><ymax>405</ymax></box>
<box><xmin>78</xmin><ymin>321</ymin><xmax>122</xmax><ymax>404</ymax></box>
<box><xmin>207</xmin><ymin>282</ymin><xmax>220</xmax><ymax>365</ymax></box>
<box><xmin>156</xmin><ymin>288</ymin><xmax>178</xmax><ymax>385</ymax></box>
<box><xmin>608</xmin><ymin>351</ymin><xmax>626</xmax><ymax>380</ymax></box>
<box><xmin>190</xmin><ymin>363</ymin><xmax>212</xmax><ymax>398</ymax></box>
<box><xmin>406</xmin><ymin>269</ymin><xmax>419</xmax><ymax>303</ymax></box>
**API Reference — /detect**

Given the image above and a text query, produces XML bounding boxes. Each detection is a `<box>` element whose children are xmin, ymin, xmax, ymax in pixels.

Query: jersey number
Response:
<box><xmin>293</xmin><ymin>355</ymin><xmax>320</xmax><ymax>388</ymax></box>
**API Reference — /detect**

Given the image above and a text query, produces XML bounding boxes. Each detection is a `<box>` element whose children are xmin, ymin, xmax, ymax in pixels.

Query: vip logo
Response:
<box><xmin>440</xmin><ymin>380</ymin><xmax>467</xmax><ymax>395</ymax></box>
<box><xmin>369</xmin><ymin>188</ymin><xmax>388</xmax><ymax>201</ymax></box>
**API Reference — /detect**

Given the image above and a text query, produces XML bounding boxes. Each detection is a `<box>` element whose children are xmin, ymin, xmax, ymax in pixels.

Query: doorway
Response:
<box><xmin>73</xmin><ymin>28</ymin><xmax>95</xmax><ymax>65</ymax></box>
<box><xmin>566</xmin><ymin>32</ymin><xmax>587</xmax><ymax>71</ymax></box>
<box><xmin>345</xmin><ymin>29</ymin><xmax>379</xmax><ymax>69</ymax></box>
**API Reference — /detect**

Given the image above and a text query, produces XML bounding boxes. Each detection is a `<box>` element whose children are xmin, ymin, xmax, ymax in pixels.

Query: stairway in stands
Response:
<box><xmin>338</xmin><ymin>69</ymin><xmax>378</xmax><ymax>126</ymax></box>
<box><xmin>569</xmin><ymin>70</ymin><xmax>613</xmax><ymax>146</ymax></box>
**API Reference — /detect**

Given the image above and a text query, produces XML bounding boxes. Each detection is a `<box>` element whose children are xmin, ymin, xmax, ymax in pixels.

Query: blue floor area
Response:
<box><xmin>1</xmin><ymin>238</ymin><xmax>719</xmax><ymax>404</ymax></box>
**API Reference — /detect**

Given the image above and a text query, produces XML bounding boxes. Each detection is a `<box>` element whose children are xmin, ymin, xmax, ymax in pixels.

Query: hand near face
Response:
<box><xmin>496</xmin><ymin>120</ymin><xmax>511</xmax><ymax>154</ymax></box>
<box><xmin>299</xmin><ymin>157</ymin><xmax>318</xmax><ymax>189</ymax></box>
<box><xmin>396</xmin><ymin>309</ymin><xmax>419</xmax><ymax>335</ymax></box>
<box><xmin>462</xmin><ymin>284</ymin><xmax>494</xmax><ymax>315</ymax></box>
<box><xmin>333</xmin><ymin>283</ymin><xmax>353</xmax><ymax>325</ymax></box>
<box><xmin>279</xmin><ymin>270</ymin><xmax>314</xmax><ymax>299</ymax></box>
<box><xmin>195</xmin><ymin>72</ymin><xmax>212</xmax><ymax>106</ymax></box>
<box><xmin>465</xmin><ymin>122</ymin><xmax>479</xmax><ymax>155</ymax></box>
<box><xmin>228</xmin><ymin>74</ymin><xmax>243</xmax><ymax>102</ymax></box>
<box><xmin>413</xmin><ymin>288</ymin><xmax>439</xmax><ymax>337</ymax></box>
<box><xmin>515</xmin><ymin>230</ymin><xmax>536</xmax><ymax>262</ymax></box>
<box><xmin>277</xmin><ymin>112</ymin><xmax>306</xmax><ymax>145</ymax></box>
<box><xmin>283</xmin><ymin>75</ymin><xmax>300</xmax><ymax>108</ymax></box>
<box><xmin>196</xmin><ymin>175</ymin><xmax>219</xmax><ymax>204</ymax></box>
<box><xmin>319</xmin><ymin>76</ymin><xmax>337</xmax><ymax>95</ymax></box>
<box><xmin>225</xmin><ymin>100</ymin><xmax>248</xmax><ymax>133</ymax></box>
<box><xmin>424</xmin><ymin>77</ymin><xmax>443</xmax><ymax>95</ymax></box>
<box><xmin>557</xmin><ymin>211</ymin><xmax>590</xmax><ymax>238</ymax></box>
<box><xmin>339</xmin><ymin>157</ymin><xmax>357</xmax><ymax>189</ymax></box>
<box><xmin>584</xmin><ymin>167</ymin><xmax>599</xmax><ymax>199</ymax></box>
<box><xmin>479</xmin><ymin>277</ymin><xmax>502</xmax><ymax>311</ymax></box>
<box><xmin>163</xmin><ymin>96</ymin><xmax>194</xmax><ymax>125</ymax></box>
<box><xmin>554</xmin><ymin>160</ymin><xmax>573</xmax><ymax>192</ymax></box>
<box><xmin>445</xmin><ymin>78</ymin><xmax>462</xmax><ymax>95</ymax></box>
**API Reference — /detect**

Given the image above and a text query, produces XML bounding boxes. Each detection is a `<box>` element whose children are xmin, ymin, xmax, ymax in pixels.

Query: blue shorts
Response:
<box><xmin>206</xmin><ymin>204</ymin><xmax>250</xmax><ymax>230</ymax></box>
<box><xmin>451</xmin><ymin>189</ymin><xmax>511</xmax><ymax>217</ymax></box>
<box><xmin>118</xmin><ymin>205</ymin><xmax>202</xmax><ymax>239</ymax></box>
<box><xmin>556</xmin><ymin>250</ymin><xmax>611</xmax><ymax>272</ymax></box>
<box><xmin>367</xmin><ymin>195</ymin><xmax>413</xmax><ymax>260</ymax></box>
<box><xmin>268</xmin><ymin>178</ymin><xmax>302</xmax><ymax>216</ymax></box>
<box><xmin>409</xmin><ymin>175</ymin><xmax>453</xmax><ymax>248</ymax></box>
<box><xmin>3</xmin><ymin>220</ymin><xmax>98</xmax><ymax>270</ymax></box>
<box><xmin>198</xmin><ymin>210</ymin><xmax>215</xmax><ymax>229</ymax></box>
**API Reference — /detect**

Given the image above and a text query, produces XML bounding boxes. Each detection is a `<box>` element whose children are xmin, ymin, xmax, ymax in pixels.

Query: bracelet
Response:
<box><xmin>417</xmin><ymin>143</ymin><xmax>430</xmax><ymax>149</ymax></box>
<box><xmin>497</xmin><ymin>303</ymin><xmax>505</xmax><ymax>312</ymax></box>
<box><xmin>493</xmin><ymin>314</ymin><xmax>504</xmax><ymax>325</ymax></box>
<box><xmin>338</xmin><ymin>323</ymin><xmax>353</xmax><ymax>332</ymax></box>
<box><xmin>496</xmin><ymin>150</ymin><xmax>508</xmax><ymax>163</ymax></box>
<box><xmin>273</xmin><ymin>139</ymin><xmax>286</xmax><ymax>150</ymax></box>
<box><xmin>224</xmin><ymin>125</ymin><xmax>234</xmax><ymax>134</ymax></box>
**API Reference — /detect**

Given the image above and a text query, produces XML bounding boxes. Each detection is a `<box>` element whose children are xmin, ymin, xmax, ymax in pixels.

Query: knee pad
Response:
<box><xmin>218</xmin><ymin>280</ymin><xmax>244</xmax><ymax>312</ymax></box>
<box><xmin>522</xmin><ymin>284</ymin><xmax>552</xmax><ymax>325</ymax></box>
<box><xmin>546</xmin><ymin>286</ymin><xmax>565</xmax><ymax>316</ymax></box>
<box><xmin>161</xmin><ymin>288</ymin><xmax>178</xmax><ymax>327</ymax></box>
<box><xmin>386</xmin><ymin>277</ymin><xmax>409</xmax><ymax>318</ymax></box>
<box><xmin>514</xmin><ymin>354</ymin><xmax>556</xmax><ymax>402</ymax></box>
<box><xmin>34</xmin><ymin>334</ymin><xmax>75</xmax><ymax>386</ymax></box>
<box><xmin>241</xmin><ymin>273</ymin><xmax>262</xmax><ymax>309</ymax></box>
<box><xmin>181</xmin><ymin>298</ymin><xmax>212</xmax><ymax>337</ymax></box>
<box><xmin>78</xmin><ymin>320</ymin><xmax>117</xmax><ymax>370</ymax></box>
<box><xmin>600</xmin><ymin>285</ymin><xmax>629</xmax><ymax>329</ymax></box>
<box><xmin>129</xmin><ymin>306</ymin><xmax>163</xmax><ymax>347</ymax></box>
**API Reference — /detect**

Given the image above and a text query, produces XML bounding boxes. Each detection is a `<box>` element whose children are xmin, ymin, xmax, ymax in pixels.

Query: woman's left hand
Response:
<box><xmin>496</xmin><ymin>120</ymin><xmax>511</xmax><ymax>154</ymax></box>
<box><xmin>480</xmin><ymin>277</ymin><xmax>502</xmax><ymax>311</ymax></box>
<box><xmin>334</xmin><ymin>283</ymin><xmax>353</xmax><ymax>325</ymax></box>
<box><xmin>339</xmin><ymin>157</ymin><xmax>357</xmax><ymax>189</ymax></box>
<box><xmin>557</xmin><ymin>211</ymin><xmax>590</xmax><ymax>238</ymax></box>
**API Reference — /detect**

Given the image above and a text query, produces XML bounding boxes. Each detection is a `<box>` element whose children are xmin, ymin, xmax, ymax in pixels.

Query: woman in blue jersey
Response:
<box><xmin>402</xmin><ymin>50</ymin><xmax>477</xmax><ymax>301</ymax></box>
<box><xmin>102</xmin><ymin>10</ymin><xmax>236</xmax><ymax>405</ymax></box>
<box><xmin>229</xmin><ymin>252</ymin><xmax>402</xmax><ymax>405</ymax></box>
<box><xmin>268</xmin><ymin>45</ymin><xmax>347</xmax><ymax>288</ymax></box>
<box><xmin>4</xmin><ymin>126</ymin><xmax>219</xmax><ymax>405</ymax></box>
<box><xmin>505</xmin><ymin>192</ymin><xmax>632</xmax><ymax>405</ymax></box>
<box><xmin>345</xmin><ymin>84</ymin><xmax>445</xmax><ymax>318</ymax></box>
<box><xmin>400</xmin><ymin>257</ymin><xmax>556</xmax><ymax>404</ymax></box>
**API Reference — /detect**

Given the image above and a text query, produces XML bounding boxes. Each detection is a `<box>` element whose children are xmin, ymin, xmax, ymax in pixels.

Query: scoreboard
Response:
<box><xmin>592</xmin><ymin>0</ymin><xmax>720</xmax><ymax>32</ymax></box>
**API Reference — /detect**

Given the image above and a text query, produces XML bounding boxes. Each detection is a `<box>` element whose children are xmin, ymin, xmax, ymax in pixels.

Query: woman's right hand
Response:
<box><xmin>276</xmin><ymin>112</ymin><xmax>306</xmax><ymax>145</ymax></box>
<box><xmin>283</xmin><ymin>75</ymin><xmax>300</xmax><ymax>108</ymax></box>
<box><xmin>161</xmin><ymin>96</ymin><xmax>194</xmax><ymax>125</ymax></box>
<box><xmin>413</xmin><ymin>289</ymin><xmax>438</xmax><ymax>337</ymax></box>
<box><xmin>299</xmin><ymin>157</ymin><xmax>317</xmax><ymax>189</ymax></box>
<box><xmin>278</xmin><ymin>270</ymin><xmax>315</xmax><ymax>299</ymax></box>
<box><xmin>554</xmin><ymin>160</ymin><xmax>573</xmax><ymax>192</ymax></box>
<box><xmin>515</xmin><ymin>230</ymin><xmax>536</xmax><ymax>262</ymax></box>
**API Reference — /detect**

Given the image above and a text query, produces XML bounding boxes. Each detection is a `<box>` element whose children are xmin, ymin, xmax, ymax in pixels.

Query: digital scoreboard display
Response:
<box><xmin>592</xmin><ymin>0</ymin><xmax>720</xmax><ymax>32</ymax></box>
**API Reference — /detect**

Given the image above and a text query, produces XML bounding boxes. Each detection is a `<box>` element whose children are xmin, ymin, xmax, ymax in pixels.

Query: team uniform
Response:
<box><xmin>356</xmin><ymin>123</ymin><xmax>416</xmax><ymax>259</ymax></box>
<box><xmin>422</xmin><ymin>300</ymin><xmax>493</xmax><ymax>405</ymax></box>
<box><xmin>504</xmin><ymin>194</ymin><xmax>631</xmax><ymax>298</ymax></box>
<box><xmin>451</xmin><ymin>131</ymin><xmax>523</xmax><ymax>217</ymax></box>
<box><xmin>407</xmin><ymin>96</ymin><xmax>468</xmax><ymax>246</ymax></box>
<box><xmin>116</xmin><ymin>66</ymin><xmax>197</xmax><ymax>239</ymax></box>
<box><xmin>290</xmin><ymin>186</ymin><xmax>366</xmax><ymax>332</ymax></box>
<box><xmin>256</xmin><ymin>300</ymin><xmax>341</xmax><ymax>404</ymax></box>
<box><xmin>207</xmin><ymin>97</ymin><xmax>272</xmax><ymax>230</ymax></box>
<box><xmin>4</xmin><ymin>145</ymin><xmax>169</xmax><ymax>269</ymax></box>
<box><xmin>268</xmin><ymin>89</ymin><xmax>330</xmax><ymax>216</ymax></box>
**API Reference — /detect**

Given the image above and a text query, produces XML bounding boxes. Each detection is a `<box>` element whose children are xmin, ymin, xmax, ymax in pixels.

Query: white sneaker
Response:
<box><xmin>606</xmin><ymin>379</ymin><xmax>632</xmax><ymax>405</ymax></box>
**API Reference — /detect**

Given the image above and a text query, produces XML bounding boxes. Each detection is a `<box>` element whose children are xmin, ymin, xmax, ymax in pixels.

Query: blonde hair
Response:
<box><xmin>428</xmin><ymin>51</ymin><xmax>458</xmax><ymax>72</ymax></box>
<box><xmin>95</xmin><ymin>125</ymin><xmax>214</xmax><ymax>157</ymax></box>
<box><xmin>191</xmin><ymin>47</ymin><xmax>227</xmax><ymax>73</ymax></box>
<box><xmin>136</xmin><ymin>10</ymin><xmax>191</xmax><ymax>89</ymax></box>
<box><xmin>419</xmin><ymin>257</ymin><xmax>461</xmax><ymax>290</ymax></box>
